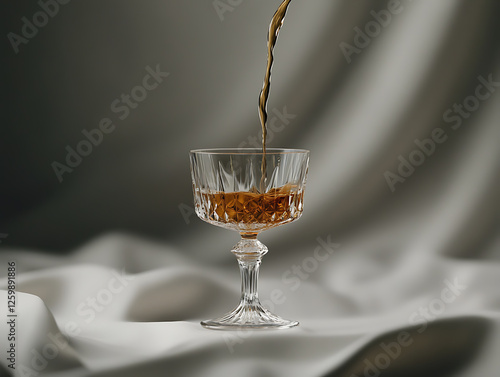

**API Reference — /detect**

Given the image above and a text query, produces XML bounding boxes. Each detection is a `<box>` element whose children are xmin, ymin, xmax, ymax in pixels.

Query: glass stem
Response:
<box><xmin>232</xmin><ymin>236</ymin><xmax>268</xmax><ymax>309</ymax></box>
<box><xmin>238</xmin><ymin>258</ymin><xmax>261</xmax><ymax>306</ymax></box>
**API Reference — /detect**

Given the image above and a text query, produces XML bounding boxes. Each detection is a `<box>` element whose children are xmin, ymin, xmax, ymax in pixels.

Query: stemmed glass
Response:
<box><xmin>190</xmin><ymin>148</ymin><xmax>309</xmax><ymax>330</ymax></box>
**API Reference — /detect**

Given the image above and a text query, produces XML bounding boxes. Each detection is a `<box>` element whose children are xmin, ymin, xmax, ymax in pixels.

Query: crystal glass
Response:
<box><xmin>190</xmin><ymin>148</ymin><xmax>309</xmax><ymax>330</ymax></box>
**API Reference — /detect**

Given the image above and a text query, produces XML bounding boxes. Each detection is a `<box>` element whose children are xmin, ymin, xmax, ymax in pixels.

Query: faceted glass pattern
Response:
<box><xmin>190</xmin><ymin>149</ymin><xmax>309</xmax><ymax>234</ymax></box>
<box><xmin>189</xmin><ymin>148</ymin><xmax>309</xmax><ymax>329</ymax></box>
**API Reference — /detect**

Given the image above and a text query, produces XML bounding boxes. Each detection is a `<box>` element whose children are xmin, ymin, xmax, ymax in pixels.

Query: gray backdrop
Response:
<box><xmin>3</xmin><ymin>0</ymin><xmax>497</xmax><ymax>256</ymax></box>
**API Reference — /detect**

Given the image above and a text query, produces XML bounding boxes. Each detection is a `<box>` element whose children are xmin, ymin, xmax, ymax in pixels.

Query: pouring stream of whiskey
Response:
<box><xmin>258</xmin><ymin>0</ymin><xmax>293</xmax><ymax>192</ymax></box>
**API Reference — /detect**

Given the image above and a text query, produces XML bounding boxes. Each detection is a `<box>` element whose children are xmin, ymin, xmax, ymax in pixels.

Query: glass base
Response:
<box><xmin>201</xmin><ymin>302</ymin><xmax>298</xmax><ymax>330</ymax></box>
<box><xmin>201</xmin><ymin>237</ymin><xmax>298</xmax><ymax>330</ymax></box>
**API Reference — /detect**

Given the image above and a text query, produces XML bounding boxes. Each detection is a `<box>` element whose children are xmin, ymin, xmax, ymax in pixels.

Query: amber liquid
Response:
<box><xmin>257</xmin><ymin>0</ymin><xmax>293</xmax><ymax>192</ymax></box>
<box><xmin>199</xmin><ymin>184</ymin><xmax>303</xmax><ymax>231</ymax></box>
<box><xmin>198</xmin><ymin>1</ymin><xmax>298</xmax><ymax>228</ymax></box>
<box><xmin>259</xmin><ymin>0</ymin><xmax>293</xmax><ymax>152</ymax></box>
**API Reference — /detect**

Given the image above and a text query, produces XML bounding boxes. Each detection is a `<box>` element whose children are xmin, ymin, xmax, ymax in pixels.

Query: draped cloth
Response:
<box><xmin>1</xmin><ymin>1</ymin><xmax>500</xmax><ymax>376</ymax></box>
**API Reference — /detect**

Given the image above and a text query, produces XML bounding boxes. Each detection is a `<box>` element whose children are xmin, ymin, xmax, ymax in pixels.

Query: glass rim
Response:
<box><xmin>190</xmin><ymin>148</ymin><xmax>309</xmax><ymax>155</ymax></box>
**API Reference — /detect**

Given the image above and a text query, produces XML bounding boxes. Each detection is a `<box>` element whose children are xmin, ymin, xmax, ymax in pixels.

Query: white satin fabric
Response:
<box><xmin>1</xmin><ymin>231</ymin><xmax>500</xmax><ymax>376</ymax></box>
